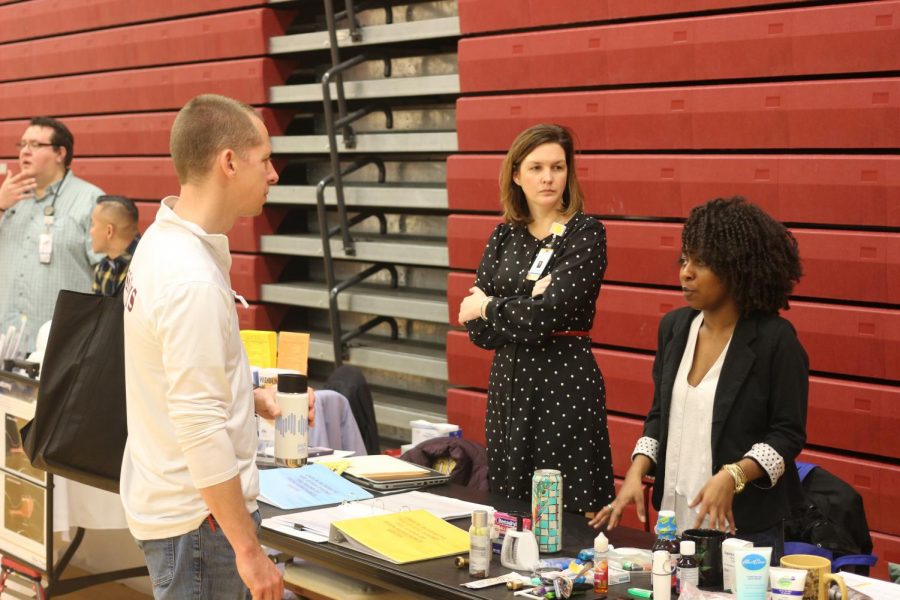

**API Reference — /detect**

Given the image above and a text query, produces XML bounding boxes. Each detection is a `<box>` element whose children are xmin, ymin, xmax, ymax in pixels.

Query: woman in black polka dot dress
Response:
<box><xmin>458</xmin><ymin>124</ymin><xmax>615</xmax><ymax>514</ymax></box>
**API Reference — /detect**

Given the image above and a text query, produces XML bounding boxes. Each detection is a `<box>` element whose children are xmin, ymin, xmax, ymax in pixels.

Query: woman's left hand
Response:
<box><xmin>689</xmin><ymin>470</ymin><xmax>737</xmax><ymax>534</ymax></box>
<box><xmin>458</xmin><ymin>286</ymin><xmax>487</xmax><ymax>324</ymax></box>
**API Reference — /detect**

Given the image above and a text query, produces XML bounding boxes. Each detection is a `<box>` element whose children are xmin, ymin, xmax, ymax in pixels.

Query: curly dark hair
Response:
<box><xmin>682</xmin><ymin>197</ymin><xmax>802</xmax><ymax>316</ymax></box>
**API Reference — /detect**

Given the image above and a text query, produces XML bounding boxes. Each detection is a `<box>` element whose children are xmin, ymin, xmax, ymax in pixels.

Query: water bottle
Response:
<box><xmin>274</xmin><ymin>373</ymin><xmax>309</xmax><ymax>467</ymax></box>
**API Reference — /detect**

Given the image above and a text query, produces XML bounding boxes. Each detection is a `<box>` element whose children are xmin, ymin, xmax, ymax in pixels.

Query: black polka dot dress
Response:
<box><xmin>466</xmin><ymin>212</ymin><xmax>615</xmax><ymax>513</ymax></box>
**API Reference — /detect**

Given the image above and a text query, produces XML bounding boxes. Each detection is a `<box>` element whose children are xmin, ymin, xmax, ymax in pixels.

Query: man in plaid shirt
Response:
<box><xmin>90</xmin><ymin>195</ymin><xmax>140</xmax><ymax>297</ymax></box>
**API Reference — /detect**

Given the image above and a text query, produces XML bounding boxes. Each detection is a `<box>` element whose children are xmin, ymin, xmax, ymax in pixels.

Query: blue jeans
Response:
<box><xmin>136</xmin><ymin>510</ymin><xmax>261</xmax><ymax>600</ymax></box>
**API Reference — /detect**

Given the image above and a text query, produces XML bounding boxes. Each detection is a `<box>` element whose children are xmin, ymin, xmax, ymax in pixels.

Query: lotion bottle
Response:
<box><xmin>469</xmin><ymin>510</ymin><xmax>491</xmax><ymax>578</ymax></box>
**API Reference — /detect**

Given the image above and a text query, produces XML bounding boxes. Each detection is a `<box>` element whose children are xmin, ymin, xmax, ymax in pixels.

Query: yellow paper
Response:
<box><xmin>316</xmin><ymin>459</ymin><xmax>352</xmax><ymax>475</ymax></box>
<box><xmin>330</xmin><ymin>509</ymin><xmax>470</xmax><ymax>564</ymax></box>
<box><xmin>240</xmin><ymin>330</ymin><xmax>277</xmax><ymax>368</ymax></box>
<box><xmin>277</xmin><ymin>331</ymin><xmax>310</xmax><ymax>374</ymax></box>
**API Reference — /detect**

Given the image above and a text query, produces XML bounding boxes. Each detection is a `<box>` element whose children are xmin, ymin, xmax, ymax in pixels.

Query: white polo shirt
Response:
<box><xmin>120</xmin><ymin>197</ymin><xmax>258</xmax><ymax>541</ymax></box>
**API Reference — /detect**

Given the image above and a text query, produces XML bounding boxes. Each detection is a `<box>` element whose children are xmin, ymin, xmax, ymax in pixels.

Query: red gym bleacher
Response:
<box><xmin>0</xmin><ymin>58</ymin><xmax>287</xmax><ymax>119</ymax></box>
<box><xmin>457</xmin><ymin>79</ymin><xmax>900</xmax><ymax>152</ymax></box>
<box><xmin>74</xmin><ymin>158</ymin><xmax>179</xmax><ymax>199</ymax></box>
<box><xmin>0</xmin><ymin>0</ymin><xmax>263</xmax><ymax>44</ymax></box>
<box><xmin>457</xmin><ymin>0</ymin><xmax>829</xmax><ymax>34</ymax></box>
<box><xmin>0</xmin><ymin>9</ymin><xmax>291</xmax><ymax>81</ymax></box>
<box><xmin>449</xmin><ymin>0</ymin><xmax>900</xmax><ymax>578</ymax></box>
<box><xmin>459</xmin><ymin>2</ymin><xmax>900</xmax><ymax>93</ymax></box>
<box><xmin>447</xmin><ymin>154</ymin><xmax>900</xmax><ymax>227</ymax></box>
<box><xmin>447</xmin><ymin>214</ymin><xmax>900</xmax><ymax>304</ymax></box>
<box><xmin>448</xmin><ymin>268</ymin><xmax>900</xmax><ymax>391</ymax></box>
<box><xmin>0</xmin><ymin>109</ymin><xmax>289</xmax><ymax>159</ymax></box>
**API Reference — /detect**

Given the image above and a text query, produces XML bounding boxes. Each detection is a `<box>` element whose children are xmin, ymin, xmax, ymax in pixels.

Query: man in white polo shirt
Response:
<box><xmin>121</xmin><ymin>94</ymin><xmax>292</xmax><ymax>600</ymax></box>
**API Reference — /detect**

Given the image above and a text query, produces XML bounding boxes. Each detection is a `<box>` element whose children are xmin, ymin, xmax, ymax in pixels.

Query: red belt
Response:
<box><xmin>551</xmin><ymin>330</ymin><xmax>591</xmax><ymax>337</ymax></box>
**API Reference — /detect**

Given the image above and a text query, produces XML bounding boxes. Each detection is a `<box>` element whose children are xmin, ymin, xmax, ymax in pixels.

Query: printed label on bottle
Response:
<box><xmin>677</xmin><ymin>566</ymin><xmax>699</xmax><ymax>594</ymax></box>
<box><xmin>469</xmin><ymin>535</ymin><xmax>490</xmax><ymax>576</ymax></box>
<box><xmin>593</xmin><ymin>557</ymin><xmax>608</xmax><ymax>592</ymax></box>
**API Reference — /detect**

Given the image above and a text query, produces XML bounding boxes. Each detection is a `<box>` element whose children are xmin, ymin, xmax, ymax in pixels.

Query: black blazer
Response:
<box><xmin>643</xmin><ymin>307</ymin><xmax>809</xmax><ymax>533</ymax></box>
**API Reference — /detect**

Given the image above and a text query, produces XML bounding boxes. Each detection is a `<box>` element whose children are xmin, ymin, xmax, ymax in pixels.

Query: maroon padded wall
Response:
<box><xmin>451</xmin><ymin>0</ymin><xmax>900</xmax><ymax>577</ymax></box>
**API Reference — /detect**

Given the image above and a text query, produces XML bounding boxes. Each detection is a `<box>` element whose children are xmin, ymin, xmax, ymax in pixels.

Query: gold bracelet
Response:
<box><xmin>721</xmin><ymin>463</ymin><xmax>747</xmax><ymax>494</ymax></box>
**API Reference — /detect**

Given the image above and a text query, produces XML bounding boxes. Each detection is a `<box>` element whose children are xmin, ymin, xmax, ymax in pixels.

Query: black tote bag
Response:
<box><xmin>20</xmin><ymin>289</ymin><xmax>126</xmax><ymax>493</ymax></box>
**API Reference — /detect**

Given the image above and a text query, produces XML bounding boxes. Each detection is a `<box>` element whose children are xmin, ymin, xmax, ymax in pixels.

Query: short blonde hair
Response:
<box><xmin>170</xmin><ymin>94</ymin><xmax>262</xmax><ymax>184</ymax></box>
<box><xmin>499</xmin><ymin>123</ymin><xmax>584</xmax><ymax>225</ymax></box>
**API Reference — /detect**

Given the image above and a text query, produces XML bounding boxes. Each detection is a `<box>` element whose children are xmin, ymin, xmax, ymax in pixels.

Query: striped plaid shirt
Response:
<box><xmin>92</xmin><ymin>234</ymin><xmax>140</xmax><ymax>297</ymax></box>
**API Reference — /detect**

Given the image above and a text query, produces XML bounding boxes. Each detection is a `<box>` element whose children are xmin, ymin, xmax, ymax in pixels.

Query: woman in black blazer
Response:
<box><xmin>590</xmin><ymin>197</ymin><xmax>807</xmax><ymax>557</ymax></box>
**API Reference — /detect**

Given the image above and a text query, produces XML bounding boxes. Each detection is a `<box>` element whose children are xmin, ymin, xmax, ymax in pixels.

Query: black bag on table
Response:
<box><xmin>784</xmin><ymin>462</ymin><xmax>876</xmax><ymax>575</ymax></box>
<box><xmin>20</xmin><ymin>289</ymin><xmax>126</xmax><ymax>493</ymax></box>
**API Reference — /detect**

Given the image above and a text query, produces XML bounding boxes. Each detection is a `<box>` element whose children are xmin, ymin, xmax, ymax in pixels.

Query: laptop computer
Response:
<box><xmin>342</xmin><ymin>467</ymin><xmax>450</xmax><ymax>491</ymax></box>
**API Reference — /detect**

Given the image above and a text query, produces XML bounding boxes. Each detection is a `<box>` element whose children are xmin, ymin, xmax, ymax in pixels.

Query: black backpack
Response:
<box><xmin>784</xmin><ymin>462</ymin><xmax>876</xmax><ymax>575</ymax></box>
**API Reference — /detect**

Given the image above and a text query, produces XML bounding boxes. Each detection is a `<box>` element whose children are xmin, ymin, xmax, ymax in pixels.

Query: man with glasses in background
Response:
<box><xmin>0</xmin><ymin>116</ymin><xmax>104</xmax><ymax>355</ymax></box>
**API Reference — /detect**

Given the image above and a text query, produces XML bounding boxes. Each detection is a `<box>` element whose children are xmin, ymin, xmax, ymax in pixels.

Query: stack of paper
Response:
<box><xmin>344</xmin><ymin>455</ymin><xmax>431</xmax><ymax>480</ymax></box>
<box><xmin>258</xmin><ymin>463</ymin><xmax>372</xmax><ymax>510</ymax></box>
<box><xmin>276</xmin><ymin>331</ymin><xmax>310</xmax><ymax>374</ymax></box>
<box><xmin>261</xmin><ymin>491</ymin><xmax>494</xmax><ymax>545</ymax></box>
<box><xmin>839</xmin><ymin>571</ymin><xmax>900</xmax><ymax>599</ymax></box>
<box><xmin>264</xmin><ymin>501</ymin><xmax>389</xmax><ymax>540</ymax></box>
<box><xmin>369</xmin><ymin>491</ymin><xmax>492</xmax><ymax>520</ymax></box>
<box><xmin>240</xmin><ymin>330</ymin><xmax>277</xmax><ymax>368</ymax></box>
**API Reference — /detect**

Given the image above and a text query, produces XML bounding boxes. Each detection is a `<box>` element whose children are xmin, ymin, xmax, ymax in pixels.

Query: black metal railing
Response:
<box><xmin>315</xmin><ymin>159</ymin><xmax>399</xmax><ymax>365</ymax></box>
<box><xmin>318</xmin><ymin>0</ymin><xmax>398</xmax><ymax>364</ymax></box>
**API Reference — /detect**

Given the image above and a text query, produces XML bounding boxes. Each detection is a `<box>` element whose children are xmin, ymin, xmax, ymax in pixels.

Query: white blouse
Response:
<box><xmin>662</xmin><ymin>313</ymin><xmax>729</xmax><ymax>531</ymax></box>
<box><xmin>632</xmin><ymin>313</ymin><xmax>787</xmax><ymax>534</ymax></box>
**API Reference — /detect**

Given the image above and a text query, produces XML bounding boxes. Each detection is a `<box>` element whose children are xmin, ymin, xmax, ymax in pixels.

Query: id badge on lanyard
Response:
<box><xmin>525</xmin><ymin>221</ymin><xmax>566</xmax><ymax>281</ymax></box>
<box><xmin>526</xmin><ymin>247</ymin><xmax>554</xmax><ymax>281</ymax></box>
<box><xmin>39</xmin><ymin>214</ymin><xmax>53</xmax><ymax>264</ymax></box>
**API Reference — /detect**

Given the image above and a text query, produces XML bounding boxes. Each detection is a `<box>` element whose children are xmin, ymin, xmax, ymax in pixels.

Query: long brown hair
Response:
<box><xmin>499</xmin><ymin>123</ymin><xmax>584</xmax><ymax>225</ymax></box>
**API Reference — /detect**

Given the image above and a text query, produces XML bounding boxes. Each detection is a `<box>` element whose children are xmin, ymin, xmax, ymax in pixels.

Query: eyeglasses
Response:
<box><xmin>16</xmin><ymin>141</ymin><xmax>56</xmax><ymax>151</ymax></box>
